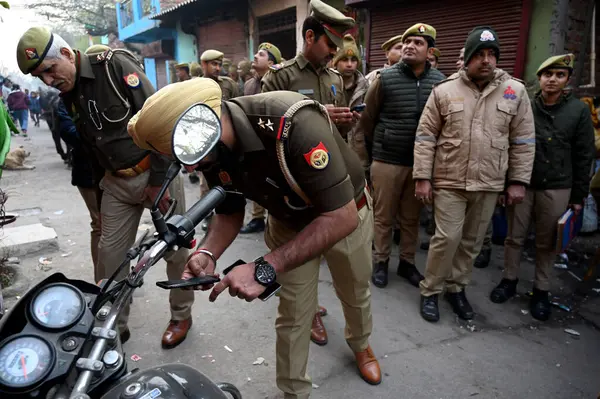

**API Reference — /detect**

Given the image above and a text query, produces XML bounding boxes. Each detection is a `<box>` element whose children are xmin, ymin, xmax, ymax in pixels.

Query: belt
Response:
<box><xmin>113</xmin><ymin>154</ymin><xmax>151</xmax><ymax>178</ymax></box>
<box><xmin>356</xmin><ymin>183</ymin><xmax>371</xmax><ymax>211</ymax></box>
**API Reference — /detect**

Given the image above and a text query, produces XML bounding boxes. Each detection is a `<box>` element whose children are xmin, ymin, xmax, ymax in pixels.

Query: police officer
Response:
<box><xmin>201</xmin><ymin>50</ymin><xmax>240</xmax><ymax>99</ymax></box>
<box><xmin>261</xmin><ymin>0</ymin><xmax>358</xmax><ymax>347</ymax></box>
<box><xmin>175</xmin><ymin>62</ymin><xmax>192</xmax><ymax>82</ymax></box>
<box><xmin>428</xmin><ymin>47</ymin><xmax>441</xmax><ymax>68</ymax></box>
<box><xmin>365</xmin><ymin>34</ymin><xmax>404</xmax><ymax>85</ymax></box>
<box><xmin>191</xmin><ymin>50</ymin><xmax>241</xmax><ymax>196</ymax></box>
<box><xmin>128</xmin><ymin>77</ymin><xmax>382</xmax><ymax>399</ymax></box>
<box><xmin>17</xmin><ymin>27</ymin><xmax>195</xmax><ymax>348</ymax></box>
<box><xmin>239</xmin><ymin>42</ymin><xmax>283</xmax><ymax>235</ymax></box>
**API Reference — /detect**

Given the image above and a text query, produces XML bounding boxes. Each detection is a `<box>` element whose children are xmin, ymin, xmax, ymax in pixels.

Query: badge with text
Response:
<box><xmin>218</xmin><ymin>170</ymin><xmax>232</xmax><ymax>185</ymax></box>
<box><xmin>503</xmin><ymin>86</ymin><xmax>517</xmax><ymax>100</ymax></box>
<box><xmin>304</xmin><ymin>142</ymin><xmax>330</xmax><ymax>170</ymax></box>
<box><xmin>418</xmin><ymin>25</ymin><xmax>426</xmax><ymax>33</ymax></box>
<box><xmin>25</xmin><ymin>48</ymin><xmax>39</xmax><ymax>60</ymax></box>
<box><xmin>124</xmin><ymin>73</ymin><xmax>140</xmax><ymax>88</ymax></box>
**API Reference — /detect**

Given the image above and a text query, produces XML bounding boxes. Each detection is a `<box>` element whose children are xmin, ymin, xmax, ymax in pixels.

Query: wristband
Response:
<box><xmin>193</xmin><ymin>248</ymin><xmax>217</xmax><ymax>267</ymax></box>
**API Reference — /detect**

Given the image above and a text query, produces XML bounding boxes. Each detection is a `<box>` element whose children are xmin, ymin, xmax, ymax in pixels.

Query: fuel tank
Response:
<box><xmin>100</xmin><ymin>363</ymin><xmax>232</xmax><ymax>399</ymax></box>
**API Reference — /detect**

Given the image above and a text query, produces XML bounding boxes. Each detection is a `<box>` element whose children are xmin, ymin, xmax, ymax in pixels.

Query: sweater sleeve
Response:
<box><xmin>570</xmin><ymin>105</ymin><xmax>596</xmax><ymax>204</ymax></box>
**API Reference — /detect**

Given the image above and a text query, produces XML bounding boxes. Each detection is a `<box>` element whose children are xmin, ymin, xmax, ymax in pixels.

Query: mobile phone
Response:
<box><xmin>351</xmin><ymin>104</ymin><xmax>366</xmax><ymax>112</ymax></box>
<box><xmin>155</xmin><ymin>276</ymin><xmax>220</xmax><ymax>290</ymax></box>
<box><xmin>223</xmin><ymin>259</ymin><xmax>282</xmax><ymax>301</ymax></box>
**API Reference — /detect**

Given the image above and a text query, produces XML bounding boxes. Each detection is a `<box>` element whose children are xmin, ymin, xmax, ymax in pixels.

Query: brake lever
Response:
<box><xmin>164</xmin><ymin>198</ymin><xmax>177</xmax><ymax>220</ymax></box>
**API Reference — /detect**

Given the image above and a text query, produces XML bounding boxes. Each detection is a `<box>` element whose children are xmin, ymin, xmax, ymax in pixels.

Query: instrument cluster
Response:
<box><xmin>0</xmin><ymin>281</ymin><xmax>96</xmax><ymax>394</ymax></box>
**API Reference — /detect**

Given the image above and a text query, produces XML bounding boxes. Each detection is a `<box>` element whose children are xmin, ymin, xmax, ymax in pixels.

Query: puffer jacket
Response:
<box><xmin>530</xmin><ymin>91</ymin><xmax>595</xmax><ymax>204</ymax></box>
<box><xmin>413</xmin><ymin>68</ymin><xmax>535</xmax><ymax>192</ymax></box>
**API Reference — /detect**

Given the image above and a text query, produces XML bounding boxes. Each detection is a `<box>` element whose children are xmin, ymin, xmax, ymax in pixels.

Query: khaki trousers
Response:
<box><xmin>265</xmin><ymin>193</ymin><xmax>374</xmax><ymax>399</ymax></box>
<box><xmin>480</xmin><ymin>220</ymin><xmax>494</xmax><ymax>251</ymax></box>
<box><xmin>249</xmin><ymin>201</ymin><xmax>266</xmax><ymax>220</ymax></box>
<box><xmin>503</xmin><ymin>188</ymin><xmax>570</xmax><ymax>291</ymax></box>
<box><xmin>98</xmin><ymin>171</ymin><xmax>194</xmax><ymax>330</ymax></box>
<box><xmin>78</xmin><ymin>187</ymin><xmax>102</xmax><ymax>274</ymax></box>
<box><xmin>371</xmin><ymin>161</ymin><xmax>422</xmax><ymax>263</ymax></box>
<box><xmin>420</xmin><ymin>189</ymin><xmax>498</xmax><ymax>296</ymax></box>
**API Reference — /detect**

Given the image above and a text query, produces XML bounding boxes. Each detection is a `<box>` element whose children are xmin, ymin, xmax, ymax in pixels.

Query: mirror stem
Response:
<box><xmin>151</xmin><ymin>162</ymin><xmax>182</xmax><ymax>238</ymax></box>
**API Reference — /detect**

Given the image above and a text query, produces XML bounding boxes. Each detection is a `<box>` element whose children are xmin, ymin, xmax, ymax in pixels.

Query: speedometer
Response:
<box><xmin>0</xmin><ymin>335</ymin><xmax>54</xmax><ymax>389</ymax></box>
<box><xmin>30</xmin><ymin>284</ymin><xmax>85</xmax><ymax>329</ymax></box>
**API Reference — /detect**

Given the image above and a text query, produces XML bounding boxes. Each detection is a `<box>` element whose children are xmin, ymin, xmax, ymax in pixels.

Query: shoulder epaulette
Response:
<box><xmin>433</xmin><ymin>73</ymin><xmax>460</xmax><ymax>87</ymax></box>
<box><xmin>270</xmin><ymin>58</ymin><xmax>296</xmax><ymax>72</ymax></box>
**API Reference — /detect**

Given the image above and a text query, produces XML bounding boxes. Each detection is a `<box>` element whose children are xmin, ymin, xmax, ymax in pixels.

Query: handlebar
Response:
<box><xmin>69</xmin><ymin>187</ymin><xmax>227</xmax><ymax>398</ymax></box>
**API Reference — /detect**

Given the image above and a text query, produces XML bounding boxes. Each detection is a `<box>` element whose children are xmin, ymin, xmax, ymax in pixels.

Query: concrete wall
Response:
<box><xmin>175</xmin><ymin>21</ymin><xmax>197</xmax><ymax>63</ymax></box>
<box><xmin>524</xmin><ymin>0</ymin><xmax>555</xmax><ymax>89</ymax></box>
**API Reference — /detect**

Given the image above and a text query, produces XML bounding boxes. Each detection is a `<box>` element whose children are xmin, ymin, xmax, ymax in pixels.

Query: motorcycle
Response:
<box><xmin>0</xmin><ymin>103</ymin><xmax>243</xmax><ymax>399</ymax></box>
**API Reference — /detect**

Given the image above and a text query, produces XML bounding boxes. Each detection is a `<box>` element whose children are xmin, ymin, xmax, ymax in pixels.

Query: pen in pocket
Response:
<box><xmin>331</xmin><ymin>84</ymin><xmax>337</xmax><ymax>106</ymax></box>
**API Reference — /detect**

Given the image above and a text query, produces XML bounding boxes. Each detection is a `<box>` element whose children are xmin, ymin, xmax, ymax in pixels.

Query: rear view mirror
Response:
<box><xmin>172</xmin><ymin>103</ymin><xmax>221</xmax><ymax>166</ymax></box>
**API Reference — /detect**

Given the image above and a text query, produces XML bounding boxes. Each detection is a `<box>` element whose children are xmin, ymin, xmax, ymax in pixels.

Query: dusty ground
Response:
<box><xmin>1</xmin><ymin>124</ymin><xmax>599</xmax><ymax>399</ymax></box>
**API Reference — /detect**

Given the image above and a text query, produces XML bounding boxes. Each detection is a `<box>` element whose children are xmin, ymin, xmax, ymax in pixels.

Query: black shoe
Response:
<box><xmin>120</xmin><ymin>328</ymin><xmax>131</xmax><ymax>344</ymax></box>
<box><xmin>474</xmin><ymin>248</ymin><xmax>491</xmax><ymax>269</ymax></box>
<box><xmin>530</xmin><ymin>288</ymin><xmax>551</xmax><ymax>321</ymax></box>
<box><xmin>371</xmin><ymin>261</ymin><xmax>389</xmax><ymax>288</ymax></box>
<box><xmin>397</xmin><ymin>259</ymin><xmax>424</xmax><ymax>288</ymax></box>
<box><xmin>420</xmin><ymin>240</ymin><xmax>430</xmax><ymax>250</ymax></box>
<box><xmin>189</xmin><ymin>174</ymin><xmax>200</xmax><ymax>184</ymax></box>
<box><xmin>420</xmin><ymin>295</ymin><xmax>439</xmax><ymax>322</ymax></box>
<box><xmin>240</xmin><ymin>218</ymin><xmax>265</xmax><ymax>234</ymax></box>
<box><xmin>392</xmin><ymin>229</ymin><xmax>400</xmax><ymax>245</ymax></box>
<box><xmin>489</xmin><ymin>278</ymin><xmax>518</xmax><ymax>303</ymax></box>
<box><xmin>444</xmin><ymin>290</ymin><xmax>474</xmax><ymax>320</ymax></box>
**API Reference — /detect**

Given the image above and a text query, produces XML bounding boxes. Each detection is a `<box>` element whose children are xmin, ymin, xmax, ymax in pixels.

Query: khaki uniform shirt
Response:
<box><xmin>261</xmin><ymin>53</ymin><xmax>346</xmax><ymax>106</ymax></box>
<box><xmin>63</xmin><ymin>49</ymin><xmax>169</xmax><ymax>186</ymax></box>
<box><xmin>217</xmin><ymin>76</ymin><xmax>240</xmax><ymax>100</ymax></box>
<box><xmin>201</xmin><ymin>91</ymin><xmax>365</xmax><ymax>232</ymax></box>
<box><xmin>243</xmin><ymin>75</ymin><xmax>262</xmax><ymax>96</ymax></box>
<box><xmin>413</xmin><ymin>69</ymin><xmax>535</xmax><ymax>192</ymax></box>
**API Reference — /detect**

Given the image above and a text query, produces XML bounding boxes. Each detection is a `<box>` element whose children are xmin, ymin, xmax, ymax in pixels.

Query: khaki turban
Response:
<box><xmin>127</xmin><ymin>78</ymin><xmax>222</xmax><ymax>155</ymax></box>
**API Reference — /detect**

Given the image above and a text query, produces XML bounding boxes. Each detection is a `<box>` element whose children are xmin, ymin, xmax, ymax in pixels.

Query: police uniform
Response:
<box><xmin>16</xmin><ymin>27</ymin><xmax>195</xmax><ymax>348</ymax></box>
<box><xmin>240</xmin><ymin>42</ymin><xmax>283</xmax><ymax>234</ymax></box>
<box><xmin>175</xmin><ymin>62</ymin><xmax>191</xmax><ymax>82</ymax></box>
<box><xmin>127</xmin><ymin>77</ymin><xmax>381</xmax><ymax>397</ymax></box>
<box><xmin>260</xmin><ymin>0</ymin><xmax>357</xmax><ymax>349</ymax></box>
<box><xmin>365</xmin><ymin>34</ymin><xmax>403</xmax><ymax>85</ymax></box>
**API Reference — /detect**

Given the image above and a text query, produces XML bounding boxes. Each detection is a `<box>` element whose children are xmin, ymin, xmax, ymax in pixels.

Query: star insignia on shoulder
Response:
<box><xmin>258</xmin><ymin>118</ymin><xmax>265</xmax><ymax>129</ymax></box>
<box><xmin>265</xmin><ymin>119</ymin><xmax>274</xmax><ymax>131</ymax></box>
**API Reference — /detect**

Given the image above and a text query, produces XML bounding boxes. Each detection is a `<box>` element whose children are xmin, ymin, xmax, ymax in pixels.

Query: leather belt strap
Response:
<box><xmin>356</xmin><ymin>183</ymin><xmax>370</xmax><ymax>211</ymax></box>
<box><xmin>113</xmin><ymin>154</ymin><xmax>151</xmax><ymax>178</ymax></box>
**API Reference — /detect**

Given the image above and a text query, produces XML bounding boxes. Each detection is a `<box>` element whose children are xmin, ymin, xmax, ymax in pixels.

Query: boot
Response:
<box><xmin>371</xmin><ymin>260</ymin><xmax>388</xmax><ymax>288</ymax></box>
<box><xmin>420</xmin><ymin>294</ymin><xmax>439</xmax><ymax>322</ymax></box>
<box><xmin>530</xmin><ymin>287</ymin><xmax>551</xmax><ymax>321</ymax></box>
<box><xmin>489</xmin><ymin>278</ymin><xmax>518</xmax><ymax>303</ymax></box>
<box><xmin>239</xmin><ymin>218</ymin><xmax>265</xmax><ymax>234</ymax></box>
<box><xmin>397</xmin><ymin>259</ymin><xmax>424</xmax><ymax>288</ymax></box>
<box><xmin>474</xmin><ymin>247</ymin><xmax>491</xmax><ymax>269</ymax></box>
<box><xmin>444</xmin><ymin>290</ymin><xmax>474</xmax><ymax>320</ymax></box>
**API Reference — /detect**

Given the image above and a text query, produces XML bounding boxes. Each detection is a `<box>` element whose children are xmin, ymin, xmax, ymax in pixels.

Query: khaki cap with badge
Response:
<box><xmin>333</xmin><ymin>34</ymin><xmax>360</xmax><ymax>66</ymax></box>
<box><xmin>16</xmin><ymin>26</ymin><xmax>55</xmax><ymax>74</ymax></box>
<box><xmin>201</xmin><ymin>49</ymin><xmax>224</xmax><ymax>62</ymax></box>
<box><xmin>537</xmin><ymin>53</ymin><xmax>575</xmax><ymax>76</ymax></box>
<box><xmin>401</xmin><ymin>23</ymin><xmax>437</xmax><ymax>42</ymax></box>
<box><xmin>309</xmin><ymin>0</ymin><xmax>355</xmax><ymax>48</ymax></box>
<box><xmin>175</xmin><ymin>62</ymin><xmax>190</xmax><ymax>70</ymax></box>
<box><xmin>431</xmin><ymin>48</ymin><xmax>441</xmax><ymax>59</ymax></box>
<box><xmin>381</xmin><ymin>35</ymin><xmax>403</xmax><ymax>51</ymax></box>
<box><xmin>258</xmin><ymin>42</ymin><xmax>282</xmax><ymax>64</ymax></box>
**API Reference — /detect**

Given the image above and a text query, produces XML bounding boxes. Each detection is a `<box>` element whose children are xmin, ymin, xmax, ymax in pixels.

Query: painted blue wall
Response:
<box><xmin>175</xmin><ymin>21</ymin><xmax>197</xmax><ymax>63</ymax></box>
<box><xmin>117</xmin><ymin>0</ymin><xmax>171</xmax><ymax>43</ymax></box>
<box><xmin>166</xmin><ymin>60</ymin><xmax>172</xmax><ymax>85</ymax></box>
<box><xmin>144</xmin><ymin>58</ymin><xmax>157</xmax><ymax>89</ymax></box>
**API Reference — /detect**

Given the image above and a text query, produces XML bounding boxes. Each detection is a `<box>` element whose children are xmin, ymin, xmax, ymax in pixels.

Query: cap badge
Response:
<box><xmin>563</xmin><ymin>56</ymin><xmax>571</xmax><ymax>65</ymax></box>
<box><xmin>418</xmin><ymin>25</ymin><xmax>426</xmax><ymax>33</ymax></box>
<box><xmin>25</xmin><ymin>48</ymin><xmax>39</xmax><ymax>60</ymax></box>
<box><xmin>480</xmin><ymin>30</ymin><xmax>495</xmax><ymax>42</ymax></box>
<box><xmin>346</xmin><ymin>49</ymin><xmax>354</xmax><ymax>56</ymax></box>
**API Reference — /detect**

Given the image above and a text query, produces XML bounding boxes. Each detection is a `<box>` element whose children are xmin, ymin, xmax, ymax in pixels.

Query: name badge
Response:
<box><xmin>298</xmin><ymin>89</ymin><xmax>314</xmax><ymax>95</ymax></box>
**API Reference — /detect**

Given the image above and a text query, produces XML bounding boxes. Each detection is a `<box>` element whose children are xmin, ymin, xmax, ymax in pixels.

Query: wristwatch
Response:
<box><xmin>254</xmin><ymin>257</ymin><xmax>277</xmax><ymax>286</ymax></box>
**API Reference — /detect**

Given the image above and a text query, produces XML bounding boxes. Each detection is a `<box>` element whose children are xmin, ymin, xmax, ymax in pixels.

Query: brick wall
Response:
<box><xmin>563</xmin><ymin>0</ymin><xmax>598</xmax><ymax>87</ymax></box>
<box><xmin>196</xmin><ymin>19</ymin><xmax>249</xmax><ymax>63</ymax></box>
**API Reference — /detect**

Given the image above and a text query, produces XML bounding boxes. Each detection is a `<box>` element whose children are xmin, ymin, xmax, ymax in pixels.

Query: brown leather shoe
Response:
<box><xmin>161</xmin><ymin>318</ymin><xmax>192</xmax><ymax>349</ymax></box>
<box><xmin>310</xmin><ymin>313</ymin><xmax>328</xmax><ymax>346</ymax></box>
<box><xmin>354</xmin><ymin>345</ymin><xmax>382</xmax><ymax>385</ymax></box>
<box><xmin>318</xmin><ymin>305</ymin><xmax>327</xmax><ymax>317</ymax></box>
